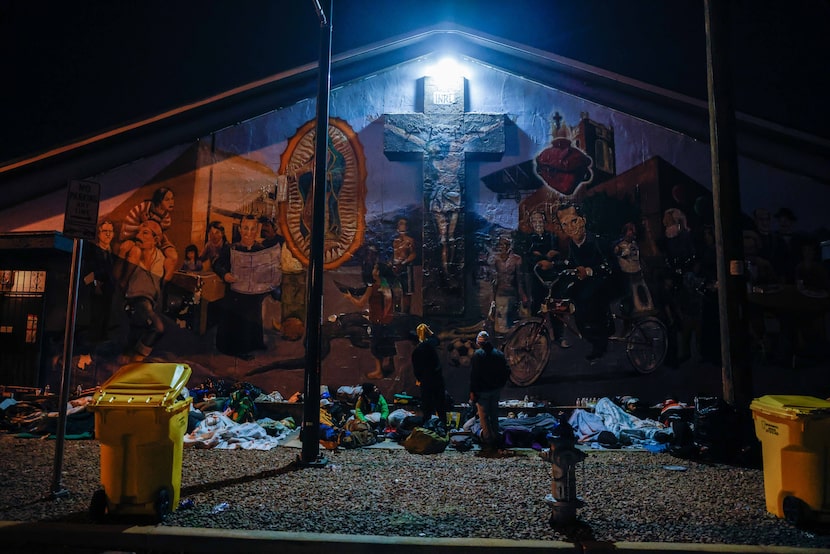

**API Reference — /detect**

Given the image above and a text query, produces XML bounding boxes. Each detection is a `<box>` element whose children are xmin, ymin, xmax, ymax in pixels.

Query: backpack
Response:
<box><xmin>340</xmin><ymin>419</ymin><xmax>377</xmax><ymax>448</ymax></box>
<box><xmin>226</xmin><ymin>389</ymin><xmax>257</xmax><ymax>423</ymax></box>
<box><xmin>403</xmin><ymin>426</ymin><xmax>449</xmax><ymax>454</ymax></box>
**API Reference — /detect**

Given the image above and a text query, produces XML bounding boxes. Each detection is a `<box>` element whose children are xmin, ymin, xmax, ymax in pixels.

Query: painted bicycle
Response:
<box><xmin>504</xmin><ymin>264</ymin><xmax>668</xmax><ymax>386</ymax></box>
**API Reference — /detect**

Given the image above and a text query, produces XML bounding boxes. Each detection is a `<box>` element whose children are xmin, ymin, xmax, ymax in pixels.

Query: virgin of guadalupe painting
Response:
<box><xmin>278</xmin><ymin>118</ymin><xmax>367</xmax><ymax>270</ymax></box>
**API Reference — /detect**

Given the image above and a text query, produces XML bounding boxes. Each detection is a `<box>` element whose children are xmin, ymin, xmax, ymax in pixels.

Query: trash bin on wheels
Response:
<box><xmin>750</xmin><ymin>395</ymin><xmax>830</xmax><ymax>526</ymax></box>
<box><xmin>89</xmin><ymin>362</ymin><xmax>192</xmax><ymax>522</ymax></box>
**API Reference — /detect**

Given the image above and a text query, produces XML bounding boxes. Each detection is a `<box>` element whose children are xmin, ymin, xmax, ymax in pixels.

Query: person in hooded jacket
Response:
<box><xmin>354</xmin><ymin>382</ymin><xmax>390</xmax><ymax>432</ymax></box>
<box><xmin>411</xmin><ymin>323</ymin><xmax>446</xmax><ymax>424</ymax></box>
<box><xmin>469</xmin><ymin>331</ymin><xmax>510</xmax><ymax>449</ymax></box>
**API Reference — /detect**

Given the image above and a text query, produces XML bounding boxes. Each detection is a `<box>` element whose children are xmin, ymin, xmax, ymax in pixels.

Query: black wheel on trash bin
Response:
<box><xmin>89</xmin><ymin>489</ymin><xmax>108</xmax><ymax>522</ymax></box>
<box><xmin>154</xmin><ymin>488</ymin><xmax>171</xmax><ymax>522</ymax></box>
<box><xmin>783</xmin><ymin>495</ymin><xmax>810</xmax><ymax>527</ymax></box>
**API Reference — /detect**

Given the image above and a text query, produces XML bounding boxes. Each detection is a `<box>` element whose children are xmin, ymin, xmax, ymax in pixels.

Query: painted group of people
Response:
<box><xmin>80</xmin><ymin>187</ymin><xmax>177</xmax><ymax>361</ymax></box>
<box><xmin>335</xmin><ymin>216</ymin><xmax>420</xmax><ymax>379</ymax></box>
<box><xmin>654</xmin><ymin>204</ymin><xmax>829</xmax><ymax>366</ymax></box>
<box><xmin>487</xmin><ymin>201</ymin><xmax>719</xmax><ymax>366</ymax></box>
<box><xmin>499</xmin><ymin>201</ymin><xmax>619</xmax><ymax>361</ymax></box>
<box><xmin>745</xmin><ymin>207</ymin><xmax>829</xmax><ymax>361</ymax></box>
<box><xmin>80</xmin><ymin>185</ymin><xmax>288</xmax><ymax>363</ymax></box>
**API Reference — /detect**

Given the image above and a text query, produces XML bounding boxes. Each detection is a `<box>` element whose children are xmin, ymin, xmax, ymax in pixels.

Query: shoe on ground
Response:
<box><xmin>558</xmin><ymin>338</ymin><xmax>571</xmax><ymax>349</ymax></box>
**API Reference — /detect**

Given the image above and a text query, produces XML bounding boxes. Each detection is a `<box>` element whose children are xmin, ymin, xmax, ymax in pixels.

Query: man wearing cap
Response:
<box><xmin>411</xmin><ymin>323</ymin><xmax>446</xmax><ymax>424</ymax></box>
<box><xmin>469</xmin><ymin>331</ymin><xmax>510</xmax><ymax>449</ymax></box>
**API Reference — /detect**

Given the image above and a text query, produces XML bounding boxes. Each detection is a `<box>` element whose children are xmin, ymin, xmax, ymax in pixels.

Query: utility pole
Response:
<box><xmin>299</xmin><ymin>0</ymin><xmax>332</xmax><ymax>466</ymax></box>
<box><xmin>704</xmin><ymin>0</ymin><xmax>753</xmax><ymax>407</ymax></box>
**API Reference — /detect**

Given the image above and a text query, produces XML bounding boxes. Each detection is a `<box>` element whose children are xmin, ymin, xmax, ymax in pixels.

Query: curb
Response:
<box><xmin>2</xmin><ymin>521</ymin><xmax>828</xmax><ymax>554</ymax></box>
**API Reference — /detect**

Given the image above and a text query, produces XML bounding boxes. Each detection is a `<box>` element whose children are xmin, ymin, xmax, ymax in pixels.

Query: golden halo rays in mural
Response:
<box><xmin>278</xmin><ymin>118</ymin><xmax>366</xmax><ymax>270</ymax></box>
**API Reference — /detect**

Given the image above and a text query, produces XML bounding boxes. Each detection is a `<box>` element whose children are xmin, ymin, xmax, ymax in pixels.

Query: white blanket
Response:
<box><xmin>184</xmin><ymin>411</ymin><xmax>290</xmax><ymax>450</ymax></box>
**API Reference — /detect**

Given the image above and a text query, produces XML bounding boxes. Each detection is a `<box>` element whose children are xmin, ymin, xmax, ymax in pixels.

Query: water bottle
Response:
<box><xmin>211</xmin><ymin>502</ymin><xmax>230</xmax><ymax>514</ymax></box>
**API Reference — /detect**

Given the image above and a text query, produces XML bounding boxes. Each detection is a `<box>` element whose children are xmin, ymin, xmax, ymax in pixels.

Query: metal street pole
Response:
<box><xmin>300</xmin><ymin>0</ymin><xmax>332</xmax><ymax>466</ymax></box>
<box><xmin>704</xmin><ymin>0</ymin><xmax>753</xmax><ymax>407</ymax></box>
<box><xmin>51</xmin><ymin>237</ymin><xmax>83</xmax><ymax>497</ymax></box>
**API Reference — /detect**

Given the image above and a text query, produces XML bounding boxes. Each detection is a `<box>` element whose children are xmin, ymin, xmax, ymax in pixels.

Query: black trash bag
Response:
<box><xmin>422</xmin><ymin>415</ymin><xmax>447</xmax><ymax>437</ymax></box>
<box><xmin>668</xmin><ymin>419</ymin><xmax>698</xmax><ymax>459</ymax></box>
<box><xmin>597</xmin><ymin>430</ymin><xmax>621</xmax><ymax>449</ymax></box>
<box><xmin>693</xmin><ymin>396</ymin><xmax>738</xmax><ymax>463</ymax></box>
<box><xmin>449</xmin><ymin>433</ymin><xmax>474</xmax><ymax>452</ymax></box>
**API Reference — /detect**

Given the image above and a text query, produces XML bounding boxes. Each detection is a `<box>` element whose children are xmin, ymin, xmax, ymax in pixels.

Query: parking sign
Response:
<box><xmin>64</xmin><ymin>180</ymin><xmax>101</xmax><ymax>241</ymax></box>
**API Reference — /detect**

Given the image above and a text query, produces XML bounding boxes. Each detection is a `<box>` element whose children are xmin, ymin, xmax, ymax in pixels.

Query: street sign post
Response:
<box><xmin>63</xmin><ymin>179</ymin><xmax>100</xmax><ymax>241</ymax></box>
<box><xmin>53</xmin><ymin>178</ymin><xmax>100</xmax><ymax>497</ymax></box>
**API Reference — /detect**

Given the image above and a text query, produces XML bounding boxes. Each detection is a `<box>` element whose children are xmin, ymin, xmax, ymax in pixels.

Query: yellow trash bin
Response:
<box><xmin>89</xmin><ymin>362</ymin><xmax>192</xmax><ymax>521</ymax></box>
<box><xmin>750</xmin><ymin>395</ymin><xmax>830</xmax><ymax>525</ymax></box>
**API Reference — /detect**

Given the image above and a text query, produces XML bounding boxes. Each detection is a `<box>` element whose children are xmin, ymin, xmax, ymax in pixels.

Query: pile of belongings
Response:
<box><xmin>318</xmin><ymin>384</ymin><xmax>420</xmax><ymax>450</ymax></box>
<box><xmin>316</xmin><ymin>385</ymin><xmax>458</xmax><ymax>454</ymax></box>
<box><xmin>657</xmin><ymin>395</ymin><xmax>759</xmax><ymax>465</ymax></box>
<box><xmin>401</xmin><ymin>416</ymin><xmax>449</xmax><ymax>454</ymax></box>
<box><xmin>184</xmin><ymin>411</ymin><xmax>293</xmax><ymax>450</ymax></box>
<box><xmin>1</xmin><ymin>394</ymin><xmax>95</xmax><ymax>439</ymax></box>
<box><xmin>567</xmin><ymin>396</ymin><xmax>670</xmax><ymax>449</ymax></box>
<box><xmin>566</xmin><ymin>395</ymin><xmax>758</xmax><ymax>464</ymax></box>
<box><xmin>184</xmin><ymin>379</ymin><xmax>296</xmax><ymax>450</ymax></box>
<box><xmin>498</xmin><ymin>413</ymin><xmax>560</xmax><ymax>450</ymax></box>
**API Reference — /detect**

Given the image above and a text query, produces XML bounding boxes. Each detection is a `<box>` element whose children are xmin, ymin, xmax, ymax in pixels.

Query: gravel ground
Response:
<box><xmin>0</xmin><ymin>433</ymin><xmax>828</xmax><ymax>550</ymax></box>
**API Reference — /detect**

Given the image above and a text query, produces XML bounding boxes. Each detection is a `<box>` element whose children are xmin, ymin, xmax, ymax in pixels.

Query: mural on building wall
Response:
<box><xmin>65</xmin><ymin>107</ymin><xmax>696</xmax><ymax>395</ymax></box>
<box><xmin>385</xmin><ymin>76</ymin><xmax>506</xmax><ymax>315</ymax></box>
<box><xmin>4</xmin><ymin>64</ymin><xmax>828</xmax><ymax>405</ymax></box>
<box><xmin>279</xmin><ymin>118</ymin><xmax>367</xmax><ymax>269</ymax></box>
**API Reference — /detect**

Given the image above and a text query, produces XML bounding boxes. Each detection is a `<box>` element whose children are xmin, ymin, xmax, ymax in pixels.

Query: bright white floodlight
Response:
<box><xmin>425</xmin><ymin>57</ymin><xmax>467</xmax><ymax>87</ymax></box>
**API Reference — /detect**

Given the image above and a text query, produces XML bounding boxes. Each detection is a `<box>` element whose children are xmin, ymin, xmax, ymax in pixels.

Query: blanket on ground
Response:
<box><xmin>568</xmin><ymin>397</ymin><xmax>667</xmax><ymax>446</ymax></box>
<box><xmin>184</xmin><ymin>412</ymin><xmax>291</xmax><ymax>450</ymax></box>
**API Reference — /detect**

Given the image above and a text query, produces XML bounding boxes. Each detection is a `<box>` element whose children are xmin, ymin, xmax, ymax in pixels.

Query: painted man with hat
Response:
<box><xmin>469</xmin><ymin>330</ymin><xmax>511</xmax><ymax>450</ymax></box>
<box><xmin>411</xmin><ymin>323</ymin><xmax>446</xmax><ymax>424</ymax></box>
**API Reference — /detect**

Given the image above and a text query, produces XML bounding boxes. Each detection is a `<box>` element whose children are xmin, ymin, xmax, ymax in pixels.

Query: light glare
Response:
<box><xmin>425</xmin><ymin>57</ymin><xmax>466</xmax><ymax>86</ymax></box>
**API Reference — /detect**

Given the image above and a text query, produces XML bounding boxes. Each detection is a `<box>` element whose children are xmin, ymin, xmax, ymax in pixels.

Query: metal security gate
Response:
<box><xmin>0</xmin><ymin>269</ymin><xmax>46</xmax><ymax>387</ymax></box>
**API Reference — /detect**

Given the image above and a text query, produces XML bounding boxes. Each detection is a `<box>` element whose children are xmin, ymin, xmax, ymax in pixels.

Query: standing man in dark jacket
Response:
<box><xmin>469</xmin><ymin>331</ymin><xmax>510</xmax><ymax>449</ymax></box>
<box><xmin>411</xmin><ymin>323</ymin><xmax>447</xmax><ymax>424</ymax></box>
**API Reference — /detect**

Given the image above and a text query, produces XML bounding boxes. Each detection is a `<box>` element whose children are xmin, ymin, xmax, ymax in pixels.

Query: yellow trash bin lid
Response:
<box><xmin>93</xmin><ymin>363</ymin><xmax>192</xmax><ymax>408</ymax></box>
<box><xmin>750</xmin><ymin>395</ymin><xmax>830</xmax><ymax>420</ymax></box>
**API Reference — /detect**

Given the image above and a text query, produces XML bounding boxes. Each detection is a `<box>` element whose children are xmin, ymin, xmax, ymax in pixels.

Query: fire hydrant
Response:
<box><xmin>540</xmin><ymin>419</ymin><xmax>586</xmax><ymax>525</ymax></box>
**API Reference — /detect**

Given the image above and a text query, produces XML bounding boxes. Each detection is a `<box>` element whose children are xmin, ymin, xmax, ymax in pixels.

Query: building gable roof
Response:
<box><xmin>1</xmin><ymin>24</ymin><xmax>828</xmax><ymax>211</ymax></box>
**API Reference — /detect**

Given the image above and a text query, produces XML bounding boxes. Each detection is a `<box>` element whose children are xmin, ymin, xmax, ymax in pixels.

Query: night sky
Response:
<box><xmin>2</xmin><ymin>0</ymin><xmax>828</xmax><ymax>163</ymax></box>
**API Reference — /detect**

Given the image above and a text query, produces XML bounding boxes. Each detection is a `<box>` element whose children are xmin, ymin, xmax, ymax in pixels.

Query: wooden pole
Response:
<box><xmin>704</xmin><ymin>0</ymin><xmax>753</xmax><ymax>407</ymax></box>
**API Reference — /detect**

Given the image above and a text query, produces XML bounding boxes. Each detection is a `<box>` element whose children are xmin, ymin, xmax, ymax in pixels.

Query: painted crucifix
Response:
<box><xmin>384</xmin><ymin>75</ymin><xmax>505</xmax><ymax>315</ymax></box>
